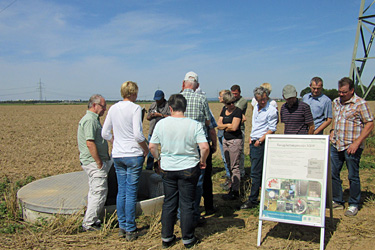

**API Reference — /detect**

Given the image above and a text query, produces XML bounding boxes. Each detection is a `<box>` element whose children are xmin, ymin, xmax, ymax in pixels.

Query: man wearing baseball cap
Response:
<box><xmin>146</xmin><ymin>90</ymin><xmax>170</xmax><ymax>170</ymax></box>
<box><xmin>280</xmin><ymin>84</ymin><xmax>314</xmax><ymax>134</ymax></box>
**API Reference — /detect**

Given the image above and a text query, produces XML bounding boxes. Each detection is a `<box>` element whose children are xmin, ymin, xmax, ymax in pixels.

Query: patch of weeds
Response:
<box><xmin>0</xmin><ymin>221</ymin><xmax>25</xmax><ymax>233</ymax></box>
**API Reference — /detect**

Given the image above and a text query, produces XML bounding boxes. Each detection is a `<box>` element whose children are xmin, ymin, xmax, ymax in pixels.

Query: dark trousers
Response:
<box><xmin>203</xmin><ymin>146</ymin><xmax>214</xmax><ymax>211</ymax></box>
<box><xmin>161</xmin><ymin>164</ymin><xmax>200</xmax><ymax>242</ymax></box>
<box><xmin>249</xmin><ymin>143</ymin><xmax>265</xmax><ymax>203</ymax></box>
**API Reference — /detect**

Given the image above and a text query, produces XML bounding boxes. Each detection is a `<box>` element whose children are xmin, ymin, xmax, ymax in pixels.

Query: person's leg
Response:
<box><xmin>113</xmin><ymin>158</ymin><xmax>127</xmax><ymax>231</ymax></box>
<box><xmin>179</xmin><ymin>165</ymin><xmax>200</xmax><ymax>245</ymax></box>
<box><xmin>227</xmin><ymin>139</ymin><xmax>243</xmax><ymax>192</ymax></box>
<box><xmin>248</xmin><ymin>143</ymin><xmax>265</xmax><ymax>204</ymax></box>
<box><xmin>146</xmin><ymin>134</ymin><xmax>154</xmax><ymax>170</ymax></box>
<box><xmin>193</xmin><ymin>167</ymin><xmax>205</xmax><ymax>222</ymax></box>
<box><xmin>81</xmin><ymin>162</ymin><xmax>109</xmax><ymax>229</ymax></box>
<box><xmin>218</xmin><ymin>135</ymin><xmax>230</xmax><ymax>178</ymax></box>
<box><xmin>330</xmin><ymin>145</ymin><xmax>345</xmax><ymax>205</ymax></box>
<box><xmin>239</xmin><ymin>129</ymin><xmax>246</xmax><ymax>177</ymax></box>
<box><xmin>203</xmin><ymin>146</ymin><xmax>214</xmax><ymax>212</ymax></box>
<box><xmin>161</xmin><ymin>170</ymin><xmax>179</xmax><ymax>243</ymax></box>
<box><xmin>223</xmin><ymin>139</ymin><xmax>232</xmax><ymax>189</ymax></box>
<box><xmin>345</xmin><ymin>148</ymin><xmax>363</xmax><ymax>207</ymax></box>
<box><xmin>124</xmin><ymin>156</ymin><xmax>144</xmax><ymax>232</ymax></box>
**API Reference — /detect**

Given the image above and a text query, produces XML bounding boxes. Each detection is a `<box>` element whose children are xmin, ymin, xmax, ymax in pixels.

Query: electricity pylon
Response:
<box><xmin>349</xmin><ymin>0</ymin><xmax>375</xmax><ymax>99</ymax></box>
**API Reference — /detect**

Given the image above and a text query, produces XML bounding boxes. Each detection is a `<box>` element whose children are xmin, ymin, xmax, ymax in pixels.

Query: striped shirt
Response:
<box><xmin>181</xmin><ymin>89</ymin><xmax>210</xmax><ymax>137</ymax></box>
<box><xmin>280</xmin><ymin>100</ymin><xmax>314</xmax><ymax>134</ymax></box>
<box><xmin>331</xmin><ymin>94</ymin><xmax>374</xmax><ymax>151</ymax></box>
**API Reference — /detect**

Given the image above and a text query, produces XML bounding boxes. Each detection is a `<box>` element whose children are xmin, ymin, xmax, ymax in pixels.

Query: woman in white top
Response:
<box><xmin>102</xmin><ymin>81</ymin><xmax>148</xmax><ymax>241</ymax></box>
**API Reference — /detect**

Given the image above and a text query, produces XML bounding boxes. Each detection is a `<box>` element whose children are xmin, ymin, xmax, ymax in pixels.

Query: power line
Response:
<box><xmin>0</xmin><ymin>0</ymin><xmax>17</xmax><ymax>14</ymax></box>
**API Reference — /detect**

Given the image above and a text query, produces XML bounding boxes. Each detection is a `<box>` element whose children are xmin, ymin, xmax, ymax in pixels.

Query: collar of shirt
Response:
<box><xmin>87</xmin><ymin>110</ymin><xmax>99</xmax><ymax>120</ymax></box>
<box><xmin>307</xmin><ymin>93</ymin><xmax>323</xmax><ymax>100</ymax></box>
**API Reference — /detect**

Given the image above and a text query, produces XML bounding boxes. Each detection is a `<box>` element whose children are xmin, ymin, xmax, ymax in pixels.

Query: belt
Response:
<box><xmin>251</xmin><ymin>140</ymin><xmax>258</xmax><ymax>144</ymax></box>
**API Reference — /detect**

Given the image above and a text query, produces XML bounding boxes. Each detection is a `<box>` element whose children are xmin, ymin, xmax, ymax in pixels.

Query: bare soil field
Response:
<box><xmin>0</xmin><ymin>101</ymin><xmax>375</xmax><ymax>249</ymax></box>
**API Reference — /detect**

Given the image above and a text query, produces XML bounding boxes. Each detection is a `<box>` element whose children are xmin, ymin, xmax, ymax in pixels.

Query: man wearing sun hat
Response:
<box><xmin>280</xmin><ymin>84</ymin><xmax>314</xmax><ymax>134</ymax></box>
<box><xmin>146</xmin><ymin>90</ymin><xmax>170</xmax><ymax>170</ymax></box>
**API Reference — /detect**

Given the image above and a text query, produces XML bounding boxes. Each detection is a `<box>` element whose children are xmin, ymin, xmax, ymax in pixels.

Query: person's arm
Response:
<box><xmin>347</xmin><ymin>121</ymin><xmax>374</xmax><ymax>154</ymax></box>
<box><xmin>198</xmin><ymin>142</ymin><xmax>209</xmax><ymax>169</ymax></box>
<box><xmin>225</xmin><ymin>117</ymin><xmax>241</xmax><ymax>132</ymax></box>
<box><xmin>101</xmin><ymin>111</ymin><xmax>113</xmax><ymax>141</ymax></box>
<box><xmin>217</xmin><ymin>116</ymin><xmax>227</xmax><ymax>130</ymax></box>
<box><xmin>149</xmin><ymin>142</ymin><xmax>160</xmax><ymax>173</ymax></box>
<box><xmin>86</xmin><ymin>140</ymin><xmax>102</xmax><ymax>169</ymax></box>
<box><xmin>307</xmin><ymin>123</ymin><xmax>315</xmax><ymax>135</ymax></box>
<box><xmin>209</xmin><ymin>128</ymin><xmax>217</xmax><ymax>153</ymax></box>
<box><xmin>133</xmin><ymin>106</ymin><xmax>149</xmax><ymax>157</ymax></box>
<box><xmin>314</xmin><ymin>118</ymin><xmax>332</xmax><ymax>135</ymax></box>
<box><xmin>254</xmin><ymin>110</ymin><xmax>278</xmax><ymax>147</ymax></box>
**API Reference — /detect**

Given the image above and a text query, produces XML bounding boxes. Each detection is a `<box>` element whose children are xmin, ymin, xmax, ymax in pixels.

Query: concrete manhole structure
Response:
<box><xmin>17</xmin><ymin>168</ymin><xmax>164</xmax><ymax>223</ymax></box>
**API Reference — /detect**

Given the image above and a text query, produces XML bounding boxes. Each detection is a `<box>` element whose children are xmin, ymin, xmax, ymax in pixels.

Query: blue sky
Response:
<box><xmin>0</xmin><ymin>0</ymin><xmax>365</xmax><ymax>100</ymax></box>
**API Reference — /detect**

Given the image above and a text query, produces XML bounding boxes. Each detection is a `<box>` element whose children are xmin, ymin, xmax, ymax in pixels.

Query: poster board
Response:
<box><xmin>259</xmin><ymin>135</ymin><xmax>330</xmax><ymax>227</ymax></box>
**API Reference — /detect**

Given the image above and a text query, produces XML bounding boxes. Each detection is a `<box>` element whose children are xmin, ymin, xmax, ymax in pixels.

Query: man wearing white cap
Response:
<box><xmin>280</xmin><ymin>84</ymin><xmax>314</xmax><ymax>134</ymax></box>
<box><xmin>181</xmin><ymin>71</ymin><xmax>211</xmax><ymax>226</ymax></box>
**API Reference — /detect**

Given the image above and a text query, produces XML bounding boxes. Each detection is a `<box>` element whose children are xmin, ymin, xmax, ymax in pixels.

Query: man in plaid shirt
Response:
<box><xmin>330</xmin><ymin>77</ymin><xmax>374</xmax><ymax>216</ymax></box>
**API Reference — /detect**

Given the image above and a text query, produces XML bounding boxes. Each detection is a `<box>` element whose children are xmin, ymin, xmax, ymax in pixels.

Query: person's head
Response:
<box><xmin>153</xmin><ymin>90</ymin><xmax>165</xmax><ymax>105</ymax></box>
<box><xmin>253</xmin><ymin>86</ymin><xmax>270</xmax><ymax>109</ymax></box>
<box><xmin>222</xmin><ymin>91</ymin><xmax>236</xmax><ymax>110</ymax></box>
<box><xmin>230</xmin><ymin>84</ymin><xmax>241</xmax><ymax>100</ymax></box>
<box><xmin>168</xmin><ymin>94</ymin><xmax>187</xmax><ymax>113</ymax></box>
<box><xmin>310</xmin><ymin>77</ymin><xmax>323</xmax><ymax>97</ymax></box>
<box><xmin>121</xmin><ymin>81</ymin><xmax>139</xmax><ymax>101</ymax></box>
<box><xmin>338</xmin><ymin>77</ymin><xmax>355</xmax><ymax>103</ymax></box>
<box><xmin>219</xmin><ymin>89</ymin><xmax>231</xmax><ymax>103</ymax></box>
<box><xmin>88</xmin><ymin>94</ymin><xmax>106</xmax><ymax>116</ymax></box>
<box><xmin>182</xmin><ymin>71</ymin><xmax>199</xmax><ymax>91</ymax></box>
<box><xmin>282</xmin><ymin>84</ymin><xmax>298</xmax><ymax>107</ymax></box>
<box><xmin>260</xmin><ymin>82</ymin><xmax>272</xmax><ymax>94</ymax></box>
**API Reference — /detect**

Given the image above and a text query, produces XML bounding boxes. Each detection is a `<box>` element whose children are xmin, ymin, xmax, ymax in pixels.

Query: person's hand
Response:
<box><xmin>96</xmin><ymin>161</ymin><xmax>103</xmax><ymax>169</ymax></box>
<box><xmin>143</xmin><ymin>149</ymin><xmax>149</xmax><ymax>157</ymax></box>
<box><xmin>199</xmin><ymin>161</ymin><xmax>206</xmax><ymax>169</ymax></box>
<box><xmin>154</xmin><ymin>160</ymin><xmax>161</xmax><ymax>174</ymax></box>
<box><xmin>347</xmin><ymin>142</ymin><xmax>360</xmax><ymax>155</ymax></box>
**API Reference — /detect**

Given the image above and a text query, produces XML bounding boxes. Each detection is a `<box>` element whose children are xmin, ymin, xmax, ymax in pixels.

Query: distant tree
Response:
<box><xmin>355</xmin><ymin>85</ymin><xmax>375</xmax><ymax>100</ymax></box>
<box><xmin>299</xmin><ymin>87</ymin><xmax>310</xmax><ymax>98</ymax></box>
<box><xmin>299</xmin><ymin>87</ymin><xmax>338</xmax><ymax>101</ymax></box>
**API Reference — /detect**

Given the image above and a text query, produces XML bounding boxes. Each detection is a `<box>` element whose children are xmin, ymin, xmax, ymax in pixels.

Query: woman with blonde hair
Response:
<box><xmin>102</xmin><ymin>81</ymin><xmax>149</xmax><ymax>241</ymax></box>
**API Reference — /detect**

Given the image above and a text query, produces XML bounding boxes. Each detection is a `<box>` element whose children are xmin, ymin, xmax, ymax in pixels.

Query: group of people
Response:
<box><xmin>77</xmin><ymin>72</ymin><xmax>374</xmax><ymax>248</ymax></box>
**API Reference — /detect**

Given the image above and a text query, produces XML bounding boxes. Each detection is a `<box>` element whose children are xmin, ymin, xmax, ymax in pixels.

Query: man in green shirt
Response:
<box><xmin>231</xmin><ymin>85</ymin><xmax>248</xmax><ymax>178</ymax></box>
<box><xmin>77</xmin><ymin>94</ymin><xmax>111</xmax><ymax>231</ymax></box>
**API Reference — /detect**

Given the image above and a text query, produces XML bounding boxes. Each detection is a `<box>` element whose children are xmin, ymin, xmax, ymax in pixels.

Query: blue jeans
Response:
<box><xmin>218</xmin><ymin>135</ymin><xmax>230</xmax><ymax>178</ymax></box>
<box><xmin>330</xmin><ymin>145</ymin><xmax>363</xmax><ymax>207</ymax></box>
<box><xmin>248</xmin><ymin>143</ymin><xmax>265</xmax><ymax>203</ymax></box>
<box><xmin>146</xmin><ymin>134</ymin><xmax>154</xmax><ymax>170</ymax></box>
<box><xmin>113</xmin><ymin>156</ymin><xmax>144</xmax><ymax>232</ymax></box>
<box><xmin>161</xmin><ymin>164</ymin><xmax>200</xmax><ymax>244</ymax></box>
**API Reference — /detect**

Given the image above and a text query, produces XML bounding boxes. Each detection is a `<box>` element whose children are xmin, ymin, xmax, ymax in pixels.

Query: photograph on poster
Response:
<box><xmin>263</xmin><ymin>178</ymin><xmax>322</xmax><ymax>220</ymax></box>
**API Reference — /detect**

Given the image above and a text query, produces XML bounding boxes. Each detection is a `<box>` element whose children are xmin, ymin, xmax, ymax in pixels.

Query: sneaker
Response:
<box><xmin>194</xmin><ymin>216</ymin><xmax>206</xmax><ymax>228</ymax></box>
<box><xmin>239</xmin><ymin>200</ymin><xmax>258</xmax><ymax>210</ymax></box>
<box><xmin>332</xmin><ymin>201</ymin><xmax>345</xmax><ymax>210</ymax></box>
<box><xmin>205</xmin><ymin>208</ymin><xmax>217</xmax><ymax>216</ymax></box>
<box><xmin>345</xmin><ymin>206</ymin><xmax>358</xmax><ymax>217</ymax></box>
<box><xmin>162</xmin><ymin>235</ymin><xmax>177</xmax><ymax>249</ymax></box>
<box><xmin>126</xmin><ymin>230</ymin><xmax>138</xmax><ymax>241</ymax></box>
<box><xmin>184</xmin><ymin>237</ymin><xmax>200</xmax><ymax>249</ymax></box>
<box><xmin>118</xmin><ymin>228</ymin><xmax>126</xmax><ymax>238</ymax></box>
<box><xmin>82</xmin><ymin>224</ymin><xmax>101</xmax><ymax>232</ymax></box>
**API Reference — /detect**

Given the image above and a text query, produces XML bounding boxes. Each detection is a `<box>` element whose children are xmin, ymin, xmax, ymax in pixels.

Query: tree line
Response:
<box><xmin>299</xmin><ymin>86</ymin><xmax>375</xmax><ymax>101</ymax></box>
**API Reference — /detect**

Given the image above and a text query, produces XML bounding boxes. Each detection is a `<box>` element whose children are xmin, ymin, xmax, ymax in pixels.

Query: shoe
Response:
<box><xmin>205</xmin><ymin>208</ymin><xmax>217</xmax><ymax>216</ymax></box>
<box><xmin>82</xmin><ymin>224</ymin><xmax>101</xmax><ymax>232</ymax></box>
<box><xmin>240</xmin><ymin>200</ymin><xmax>258</xmax><ymax>209</ymax></box>
<box><xmin>222</xmin><ymin>190</ymin><xmax>239</xmax><ymax>200</ymax></box>
<box><xmin>118</xmin><ymin>228</ymin><xmax>126</xmax><ymax>238</ymax></box>
<box><xmin>126</xmin><ymin>230</ymin><xmax>138</xmax><ymax>241</ymax></box>
<box><xmin>332</xmin><ymin>201</ymin><xmax>345</xmax><ymax>210</ymax></box>
<box><xmin>184</xmin><ymin>237</ymin><xmax>200</xmax><ymax>249</ymax></box>
<box><xmin>162</xmin><ymin>235</ymin><xmax>177</xmax><ymax>248</ymax></box>
<box><xmin>345</xmin><ymin>206</ymin><xmax>358</xmax><ymax>217</ymax></box>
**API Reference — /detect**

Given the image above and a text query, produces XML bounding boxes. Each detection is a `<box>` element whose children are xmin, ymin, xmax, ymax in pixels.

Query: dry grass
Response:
<box><xmin>0</xmin><ymin>102</ymin><xmax>375</xmax><ymax>249</ymax></box>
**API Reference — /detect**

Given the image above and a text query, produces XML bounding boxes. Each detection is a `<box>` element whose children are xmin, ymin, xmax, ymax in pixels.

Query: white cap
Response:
<box><xmin>184</xmin><ymin>71</ymin><xmax>198</xmax><ymax>83</ymax></box>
